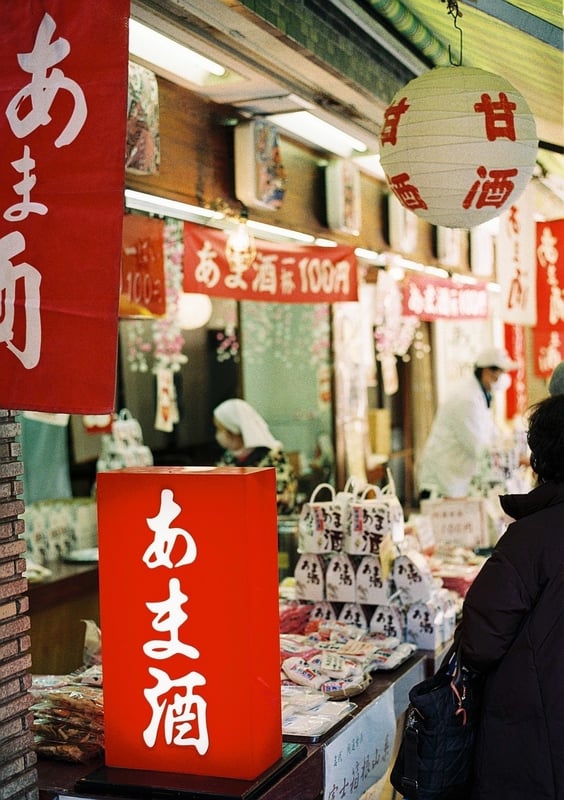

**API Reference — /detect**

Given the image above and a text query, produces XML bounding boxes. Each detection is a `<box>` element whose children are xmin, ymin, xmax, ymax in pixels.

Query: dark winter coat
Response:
<box><xmin>460</xmin><ymin>481</ymin><xmax>564</xmax><ymax>800</ymax></box>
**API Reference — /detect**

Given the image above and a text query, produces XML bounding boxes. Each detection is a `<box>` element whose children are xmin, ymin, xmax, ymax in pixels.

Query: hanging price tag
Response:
<box><xmin>120</xmin><ymin>214</ymin><xmax>166</xmax><ymax>317</ymax></box>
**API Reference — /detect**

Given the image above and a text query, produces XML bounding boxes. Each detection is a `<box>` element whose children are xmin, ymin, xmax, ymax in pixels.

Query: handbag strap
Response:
<box><xmin>401</xmin><ymin>707</ymin><xmax>420</xmax><ymax>794</ymax></box>
<box><xmin>438</xmin><ymin>633</ymin><xmax>474</xmax><ymax>726</ymax></box>
<box><xmin>438</xmin><ymin>627</ymin><xmax>464</xmax><ymax>678</ymax></box>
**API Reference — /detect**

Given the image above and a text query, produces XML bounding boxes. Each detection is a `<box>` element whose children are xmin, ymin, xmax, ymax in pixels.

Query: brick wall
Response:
<box><xmin>0</xmin><ymin>411</ymin><xmax>38</xmax><ymax>800</ymax></box>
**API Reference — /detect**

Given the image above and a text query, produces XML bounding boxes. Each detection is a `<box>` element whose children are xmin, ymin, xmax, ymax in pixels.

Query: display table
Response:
<box><xmin>37</xmin><ymin>653</ymin><xmax>426</xmax><ymax>800</ymax></box>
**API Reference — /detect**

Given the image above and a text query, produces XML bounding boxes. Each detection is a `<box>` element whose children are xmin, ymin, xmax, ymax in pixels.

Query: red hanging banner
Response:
<box><xmin>0</xmin><ymin>1</ymin><xmax>129</xmax><ymax>413</ymax></box>
<box><xmin>120</xmin><ymin>215</ymin><xmax>166</xmax><ymax>318</ymax></box>
<box><xmin>183</xmin><ymin>221</ymin><xmax>358</xmax><ymax>303</ymax></box>
<box><xmin>401</xmin><ymin>273</ymin><xmax>489</xmax><ymax>320</ymax></box>
<box><xmin>533</xmin><ymin>219</ymin><xmax>564</xmax><ymax>377</ymax></box>
<box><xmin>504</xmin><ymin>323</ymin><xmax>527</xmax><ymax>418</ymax></box>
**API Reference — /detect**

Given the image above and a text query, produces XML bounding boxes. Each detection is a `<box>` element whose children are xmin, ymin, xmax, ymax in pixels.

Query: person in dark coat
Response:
<box><xmin>460</xmin><ymin>393</ymin><xmax>564</xmax><ymax>800</ymax></box>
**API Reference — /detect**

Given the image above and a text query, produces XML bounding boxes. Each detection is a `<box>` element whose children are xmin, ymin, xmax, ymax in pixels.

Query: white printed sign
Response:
<box><xmin>420</xmin><ymin>497</ymin><xmax>489</xmax><ymax>549</ymax></box>
<box><xmin>324</xmin><ymin>687</ymin><xmax>395</xmax><ymax>800</ymax></box>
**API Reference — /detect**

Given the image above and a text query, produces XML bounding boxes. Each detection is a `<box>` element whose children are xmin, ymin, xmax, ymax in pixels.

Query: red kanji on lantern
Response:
<box><xmin>389</xmin><ymin>173</ymin><xmax>428</xmax><ymax>210</ymax></box>
<box><xmin>473</xmin><ymin>92</ymin><xmax>517</xmax><ymax>141</ymax></box>
<box><xmin>463</xmin><ymin>166</ymin><xmax>518</xmax><ymax>210</ymax></box>
<box><xmin>380</xmin><ymin>97</ymin><xmax>410</xmax><ymax>146</ymax></box>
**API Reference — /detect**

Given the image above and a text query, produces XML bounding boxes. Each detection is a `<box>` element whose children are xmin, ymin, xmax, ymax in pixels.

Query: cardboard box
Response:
<box><xmin>294</xmin><ymin>553</ymin><xmax>326</xmax><ymax>601</ymax></box>
<box><xmin>392</xmin><ymin>551</ymin><xmax>435</xmax><ymax>605</ymax></box>
<box><xmin>405</xmin><ymin>600</ymin><xmax>444</xmax><ymax>651</ymax></box>
<box><xmin>368</xmin><ymin>604</ymin><xmax>404</xmax><ymax>640</ymax></box>
<box><xmin>325</xmin><ymin>553</ymin><xmax>356</xmax><ymax>602</ymax></box>
<box><xmin>355</xmin><ymin>555</ymin><xmax>391</xmax><ymax>605</ymax></box>
<box><xmin>368</xmin><ymin>408</ymin><xmax>391</xmax><ymax>456</ymax></box>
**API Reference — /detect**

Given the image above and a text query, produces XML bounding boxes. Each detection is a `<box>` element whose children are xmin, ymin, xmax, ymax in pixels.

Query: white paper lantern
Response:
<box><xmin>379</xmin><ymin>66</ymin><xmax>538</xmax><ymax>228</ymax></box>
<box><xmin>177</xmin><ymin>292</ymin><xmax>212</xmax><ymax>329</ymax></box>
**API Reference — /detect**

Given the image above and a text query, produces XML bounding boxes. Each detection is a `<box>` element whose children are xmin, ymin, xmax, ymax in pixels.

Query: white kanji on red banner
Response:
<box><xmin>183</xmin><ymin>221</ymin><xmax>358</xmax><ymax>304</ymax></box>
<box><xmin>0</xmin><ymin>1</ymin><xmax>129</xmax><ymax>412</ymax></box>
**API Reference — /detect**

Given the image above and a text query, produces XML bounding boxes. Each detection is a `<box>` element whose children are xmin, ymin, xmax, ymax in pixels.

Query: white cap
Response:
<box><xmin>475</xmin><ymin>347</ymin><xmax>518</xmax><ymax>371</ymax></box>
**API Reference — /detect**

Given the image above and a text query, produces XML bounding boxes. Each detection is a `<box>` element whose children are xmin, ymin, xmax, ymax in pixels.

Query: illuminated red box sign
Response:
<box><xmin>97</xmin><ymin>467</ymin><xmax>282</xmax><ymax>780</ymax></box>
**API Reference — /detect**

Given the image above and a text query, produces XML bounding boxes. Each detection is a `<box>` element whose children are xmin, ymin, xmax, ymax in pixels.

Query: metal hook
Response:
<box><xmin>448</xmin><ymin>15</ymin><xmax>463</xmax><ymax>65</ymax></box>
<box><xmin>442</xmin><ymin>0</ymin><xmax>463</xmax><ymax>65</ymax></box>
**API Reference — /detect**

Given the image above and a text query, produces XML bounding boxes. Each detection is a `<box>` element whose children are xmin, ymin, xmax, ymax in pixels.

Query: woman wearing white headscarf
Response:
<box><xmin>213</xmin><ymin>399</ymin><xmax>296</xmax><ymax>513</ymax></box>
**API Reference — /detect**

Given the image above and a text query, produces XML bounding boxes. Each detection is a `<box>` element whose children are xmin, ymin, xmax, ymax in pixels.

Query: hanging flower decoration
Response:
<box><xmin>213</xmin><ymin>299</ymin><xmax>240</xmax><ymax>363</ymax></box>
<box><xmin>124</xmin><ymin>320</ymin><xmax>152</xmax><ymax>372</ymax></box>
<box><xmin>216</xmin><ymin>326</ymin><xmax>240</xmax><ymax>363</ymax></box>
<box><xmin>373</xmin><ymin>271</ymin><xmax>422</xmax><ymax>362</ymax></box>
<box><xmin>122</xmin><ymin>216</ymin><xmax>242</xmax><ymax>372</ymax></box>
<box><xmin>151</xmin><ymin>218</ymin><xmax>188</xmax><ymax>373</ymax></box>
<box><xmin>242</xmin><ymin>302</ymin><xmax>330</xmax><ymax>371</ymax></box>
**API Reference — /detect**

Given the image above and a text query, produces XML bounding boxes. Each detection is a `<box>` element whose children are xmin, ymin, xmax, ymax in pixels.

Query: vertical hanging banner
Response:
<box><xmin>498</xmin><ymin>184</ymin><xmax>537</xmax><ymax>325</ymax></box>
<box><xmin>183</xmin><ymin>222</ymin><xmax>358</xmax><ymax>303</ymax></box>
<box><xmin>0</xmin><ymin>1</ymin><xmax>129</xmax><ymax>412</ymax></box>
<box><xmin>504</xmin><ymin>323</ymin><xmax>527</xmax><ymax>418</ymax></box>
<box><xmin>534</xmin><ymin>219</ymin><xmax>564</xmax><ymax>377</ymax></box>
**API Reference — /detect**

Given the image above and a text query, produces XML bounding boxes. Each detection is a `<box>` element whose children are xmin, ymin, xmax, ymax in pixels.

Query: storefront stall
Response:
<box><xmin>36</xmin><ymin>654</ymin><xmax>426</xmax><ymax>800</ymax></box>
<box><xmin>2</xmin><ymin>4</ymin><xmax>563</xmax><ymax>800</ymax></box>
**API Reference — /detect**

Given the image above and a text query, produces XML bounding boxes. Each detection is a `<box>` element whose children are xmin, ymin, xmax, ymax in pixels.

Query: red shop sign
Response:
<box><xmin>183</xmin><ymin>221</ymin><xmax>358</xmax><ymax>303</ymax></box>
<box><xmin>120</xmin><ymin>214</ymin><xmax>166</xmax><ymax>318</ymax></box>
<box><xmin>0</xmin><ymin>1</ymin><xmax>129</xmax><ymax>413</ymax></box>
<box><xmin>97</xmin><ymin>467</ymin><xmax>282</xmax><ymax>779</ymax></box>
<box><xmin>504</xmin><ymin>323</ymin><xmax>528</xmax><ymax>418</ymax></box>
<box><xmin>402</xmin><ymin>273</ymin><xmax>489</xmax><ymax>320</ymax></box>
<box><xmin>533</xmin><ymin>218</ymin><xmax>564</xmax><ymax>377</ymax></box>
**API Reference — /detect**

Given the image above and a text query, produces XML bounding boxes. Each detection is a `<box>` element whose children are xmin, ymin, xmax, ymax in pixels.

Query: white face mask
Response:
<box><xmin>491</xmin><ymin>372</ymin><xmax>512</xmax><ymax>392</ymax></box>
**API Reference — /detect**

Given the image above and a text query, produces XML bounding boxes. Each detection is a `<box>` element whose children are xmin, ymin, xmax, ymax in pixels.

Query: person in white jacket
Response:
<box><xmin>417</xmin><ymin>347</ymin><xmax>518</xmax><ymax>499</ymax></box>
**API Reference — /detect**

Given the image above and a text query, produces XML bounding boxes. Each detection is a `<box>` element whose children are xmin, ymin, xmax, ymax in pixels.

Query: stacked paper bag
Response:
<box><xmin>292</xmin><ymin>480</ymin><xmax>467</xmax><ymax>653</ymax></box>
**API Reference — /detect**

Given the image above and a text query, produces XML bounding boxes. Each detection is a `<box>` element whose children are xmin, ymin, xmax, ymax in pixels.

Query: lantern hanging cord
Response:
<box><xmin>441</xmin><ymin>0</ymin><xmax>463</xmax><ymax>65</ymax></box>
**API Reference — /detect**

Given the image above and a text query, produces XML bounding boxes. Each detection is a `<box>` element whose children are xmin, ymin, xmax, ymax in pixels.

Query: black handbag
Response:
<box><xmin>390</xmin><ymin>638</ymin><xmax>481</xmax><ymax>800</ymax></box>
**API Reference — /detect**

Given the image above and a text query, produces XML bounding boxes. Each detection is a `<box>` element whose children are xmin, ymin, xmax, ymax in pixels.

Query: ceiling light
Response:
<box><xmin>355</xmin><ymin>247</ymin><xmax>386</xmax><ymax>263</ymax></box>
<box><xmin>353</xmin><ymin>154</ymin><xmax>386</xmax><ymax>181</ymax></box>
<box><xmin>128</xmin><ymin>19</ymin><xmax>226</xmax><ymax>86</ymax></box>
<box><xmin>124</xmin><ymin>190</ymin><xmax>223</xmax><ymax>223</ymax></box>
<box><xmin>268</xmin><ymin>111</ymin><xmax>368</xmax><ymax>158</ymax></box>
<box><xmin>314</xmin><ymin>238</ymin><xmax>338</xmax><ymax>247</ymax></box>
<box><xmin>124</xmin><ymin>191</ymin><xmax>337</xmax><ymax>247</ymax></box>
<box><xmin>247</xmin><ymin>220</ymin><xmax>315</xmax><ymax>244</ymax></box>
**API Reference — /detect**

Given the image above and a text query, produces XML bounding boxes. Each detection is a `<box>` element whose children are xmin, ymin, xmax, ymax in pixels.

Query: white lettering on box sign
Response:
<box><xmin>141</xmin><ymin>488</ymin><xmax>209</xmax><ymax>754</ymax></box>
